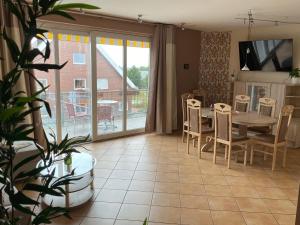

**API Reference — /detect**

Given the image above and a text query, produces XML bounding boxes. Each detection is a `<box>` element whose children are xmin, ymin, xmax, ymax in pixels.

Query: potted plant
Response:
<box><xmin>0</xmin><ymin>1</ymin><xmax>99</xmax><ymax>225</ymax></box>
<box><xmin>289</xmin><ymin>68</ymin><xmax>300</xmax><ymax>84</ymax></box>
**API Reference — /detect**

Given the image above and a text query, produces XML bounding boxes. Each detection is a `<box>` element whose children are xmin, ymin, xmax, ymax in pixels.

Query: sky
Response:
<box><xmin>99</xmin><ymin>44</ymin><xmax>150</xmax><ymax>68</ymax></box>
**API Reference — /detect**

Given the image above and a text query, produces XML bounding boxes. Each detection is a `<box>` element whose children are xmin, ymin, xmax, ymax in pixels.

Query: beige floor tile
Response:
<box><xmin>204</xmin><ymin>185</ymin><xmax>232</xmax><ymax>197</ymax></box>
<box><xmin>202</xmin><ymin>175</ymin><xmax>228</xmax><ymax>185</ymax></box>
<box><xmin>273</xmin><ymin>214</ymin><xmax>296</xmax><ymax>225</ymax></box>
<box><xmin>149</xmin><ymin>206</ymin><xmax>180</xmax><ymax>224</ymax></box>
<box><xmin>249</xmin><ymin>177</ymin><xmax>276</xmax><ymax>187</ymax></box>
<box><xmin>180</xmin><ymin>183</ymin><xmax>205</xmax><ymax>195</ymax></box>
<box><xmin>242</xmin><ymin>212</ymin><xmax>278</xmax><ymax>225</ymax></box>
<box><xmin>109</xmin><ymin>170</ymin><xmax>134</xmax><ymax>180</ymax></box>
<box><xmin>152</xmin><ymin>193</ymin><xmax>180</xmax><ymax>207</ymax></box>
<box><xmin>136</xmin><ymin>163</ymin><xmax>157</xmax><ymax>172</ymax></box>
<box><xmin>180</xmin><ymin>195</ymin><xmax>209</xmax><ymax>209</ymax></box>
<box><xmin>148</xmin><ymin>223</ymin><xmax>177</xmax><ymax>225</ymax></box>
<box><xmin>94</xmin><ymin>178</ymin><xmax>107</xmax><ymax>188</ymax></box>
<box><xmin>86</xmin><ymin>202</ymin><xmax>121</xmax><ymax>218</ymax></box>
<box><xmin>231</xmin><ymin>186</ymin><xmax>260</xmax><ymax>198</ymax></box>
<box><xmin>179</xmin><ymin>175</ymin><xmax>203</xmax><ymax>184</ymax></box>
<box><xmin>103</xmin><ymin>179</ymin><xmax>131</xmax><ymax>190</ymax></box>
<box><xmin>201</xmin><ymin>166</ymin><xmax>223</xmax><ymax>175</ymax></box>
<box><xmin>117</xmin><ymin>204</ymin><xmax>150</xmax><ymax>221</ymax></box>
<box><xmin>236</xmin><ymin>198</ymin><xmax>269</xmax><ymax>213</ymax></box>
<box><xmin>211</xmin><ymin>211</ymin><xmax>246</xmax><ymax>225</ymax></box>
<box><xmin>156</xmin><ymin>172</ymin><xmax>179</xmax><ymax>182</ymax></box>
<box><xmin>154</xmin><ymin>182</ymin><xmax>180</xmax><ymax>194</ymax></box>
<box><xmin>95</xmin><ymin>161</ymin><xmax>117</xmax><ymax>169</ymax></box>
<box><xmin>255</xmin><ymin>187</ymin><xmax>288</xmax><ymax>199</ymax></box>
<box><xmin>280</xmin><ymin>188</ymin><xmax>299</xmax><ymax>201</ymax></box>
<box><xmin>225</xmin><ymin>176</ymin><xmax>252</xmax><ymax>186</ymax></box>
<box><xmin>95</xmin><ymin>189</ymin><xmax>126</xmax><ymax>203</ymax></box>
<box><xmin>114</xmin><ymin>220</ymin><xmax>145</xmax><ymax>225</ymax></box>
<box><xmin>262</xmin><ymin>199</ymin><xmax>296</xmax><ymax>214</ymax></box>
<box><xmin>157</xmin><ymin>164</ymin><xmax>179</xmax><ymax>173</ymax></box>
<box><xmin>50</xmin><ymin>216</ymin><xmax>83</xmax><ymax>225</ymax></box>
<box><xmin>129</xmin><ymin>180</ymin><xmax>155</xmax><ymax>192</ymax></box>
<box><xmin>80</xmin><ymin>218</ymin><xmax>115</xmax><ymax>225</ymax></box>
<box><xmin>94</xmin><ymin>169</ymin><xmax>112</xmax><ymax>178</ymax></box>
<box><xmin>115</xmin><ymin>162</ymin><xmax>138</xmax><ymax>170</ymax></box>
<box><xmin>181</xmin><ymin>208</ymin><xmax>213</xmax><ymax>225</ymax></box>
<box><xmin>133</xmin><ymin>171</ymin><xmax>157</xmax><ymax>181</ymax></box>
<box><xmin>124</xmin><ymin>191</ymin><xmax>153</xmax><ymax>205</ymax></box>
<box><xmin>273</xmin><ymin>178</ymin><xmax>300</xmax><ymax>189</ymax></box>
<box><xmin>208</xmin><ymin>196</ymin><xmax>239</xmax><ymax>211</ymax></box>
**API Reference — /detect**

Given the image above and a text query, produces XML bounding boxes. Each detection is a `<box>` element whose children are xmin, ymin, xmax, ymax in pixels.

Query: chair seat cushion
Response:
<box><xmin>251</xmin><ymin>134</ymin><xmax>275</xmax><ymax>144</ymax></box>
<box><xmin>232</xmin><ymin>134</ymin><xmax>249</xmax><ymax>142</ymax></box>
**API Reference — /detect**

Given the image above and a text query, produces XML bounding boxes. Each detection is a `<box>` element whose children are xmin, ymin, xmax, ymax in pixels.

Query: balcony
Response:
<box><xmin>40</xmin><ymin>89</ymin><xmax>148</xmax><ymax>138</ymax></box>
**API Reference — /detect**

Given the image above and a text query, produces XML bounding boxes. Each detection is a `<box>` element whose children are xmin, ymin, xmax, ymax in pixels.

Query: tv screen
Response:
<box><xmin>239</xmin><ymin>39</ymin><xmax>293</xmax><ymax>72</ymax></box>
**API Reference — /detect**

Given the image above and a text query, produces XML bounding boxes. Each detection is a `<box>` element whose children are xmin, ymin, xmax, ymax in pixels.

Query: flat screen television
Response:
<box><xmin>239</xmin><ymin>39</ymin><xmax>293</xmax><ymax>72</ymax></box>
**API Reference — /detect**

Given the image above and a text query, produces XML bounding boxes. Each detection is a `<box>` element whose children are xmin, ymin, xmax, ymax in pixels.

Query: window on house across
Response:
<box><xmin>73</xmin><ymin>53</ymin><xmax>86</xmax><ymax>64</ymax></box>
<box><xmin>97</xmin><ymin>78</ymin><xmax>109</xmax><ymax>90</ymax></box>
<box><xmin>74</xmin><ymin>79</ymin><xmax>86</xmax><ymax>90</ymax></box>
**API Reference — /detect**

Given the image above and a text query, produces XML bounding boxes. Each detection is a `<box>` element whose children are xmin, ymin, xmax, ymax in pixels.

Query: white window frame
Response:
<box><xmin>73</xmin><ymin>53</ymin><xmax>86</xmax><ymax>65</ymax></box>
<box><xmin>97</xmin><ymin>78</ymin><xmax>109</xmax><ymax>90</ymax></box>
<box><xmin>74</xmin><ymin>78</ymin><xmax>87</xmax><ymax>90</ymax></box>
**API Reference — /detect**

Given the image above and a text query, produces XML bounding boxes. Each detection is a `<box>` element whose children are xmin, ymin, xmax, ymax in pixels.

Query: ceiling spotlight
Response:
<box><xmin>137</xmin><ymin>14</ymin><xmax>143</xmax><ymax>24</ymax></box>
<box><xmin>180</xmin><ymin>23</ymin><xmax>185</xmax><ymax>30</ymax></box>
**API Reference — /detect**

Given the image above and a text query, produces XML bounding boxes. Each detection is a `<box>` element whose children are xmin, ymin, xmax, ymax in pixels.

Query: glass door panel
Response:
<box><xmin>96</xmin><ymin>37</ymin><xmax>124</xmax><ymax>135</ymax></box>
<box><xmin>126</xmin><ymin>40</ymin><xmax>150</xmax><ymax>130</ymax></box>
<box><xmin>32</xmin><ymin>33</ymin><xmax>57</xmax><ymax>139</ymax></box>
<box><xmin>58</xmin><ymin>33</ymin><xmax>91</xmax><ymax>138</ymax></box>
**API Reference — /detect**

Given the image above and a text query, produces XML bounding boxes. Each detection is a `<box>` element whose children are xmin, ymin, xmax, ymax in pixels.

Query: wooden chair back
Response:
<box><xmin>258</xmin><ymin>97</ymin><xmax>276</xmax><ymax>117</ymax></box>
<box><xmin>214</xmin><ymin>103</ymin><xmax>232</xmax><ymax>143</ymax></box>
<box><xmin>186</xmin><ymin>99</ymin><xmax>202</xmax><ymax>135</ymax></box>
<box><xmin>234</xmin><ymin>95</ymin><xmax>250</xmax><ymax>112</ymax></box>
<box><xmin>275</xmin><ymin>105</ymin><xmax>294</xmax><ymax>143</ymax></box>
<box><xmin>193</xmin><ymin>89</ymin><xmax>206</xmax><ymax>106</ymax></box>
<box><xmin>181</xmin><ymin>93</ymin><xmax>194</xmax><ymax>123</ymax></box>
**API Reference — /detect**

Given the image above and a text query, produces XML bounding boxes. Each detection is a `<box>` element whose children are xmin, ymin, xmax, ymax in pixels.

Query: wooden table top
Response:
<box><xmin>202</xmin><ymin>107</ymin><xmax>277</xmax><ymax>127</ymax></box>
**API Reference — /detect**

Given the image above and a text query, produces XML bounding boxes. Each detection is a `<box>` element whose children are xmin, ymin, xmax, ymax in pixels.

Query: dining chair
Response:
<box><xmin>186</xmin><ymin>99</ymin><xmax>214</xmax><ymax>158</ymax></box>
<box><xmin>192</xmin><ymin>89</ymin><xmax>207</xmax><ymax>106</ymax></box>
<box><xmin>249</xmin><ymin>97</ymin><xmax>277</xmax><ymax>134</ymax></box>
<box><xmin>213</xmin><ymin>103</ymin><xmax>249</xmax><ymax>168</ymax></box>
<box><xmin>250</xmin><ymin>105</ymin><xmax>294</xmax><ymax>171</ymax></box>
<box><xmin>234</xmin><ymin>95</ymin><xmax>250</xmax><ymax>112</ymax></box>
<box><xmin>181</xmin><ymin>93</ymin><xmax>194</xmax><ymax>142</ymax></box>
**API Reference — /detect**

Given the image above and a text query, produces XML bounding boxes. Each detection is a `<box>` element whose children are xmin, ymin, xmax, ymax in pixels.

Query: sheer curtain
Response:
<box><xmin>0</xmin><ymin>1</ymin><xmax>45</xmax><ymax>146</ymax></box>
<box><xmin>146</xmin><ymin>24</ymin><xmax>177</xmax><ymax>134</ymax></box>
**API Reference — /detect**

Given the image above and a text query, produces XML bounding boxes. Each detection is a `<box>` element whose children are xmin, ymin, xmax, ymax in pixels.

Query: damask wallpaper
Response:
<box><xmin>199</xmin><ymin>32</ymin><xmax>231</xmax><ymax>106</ymax></box>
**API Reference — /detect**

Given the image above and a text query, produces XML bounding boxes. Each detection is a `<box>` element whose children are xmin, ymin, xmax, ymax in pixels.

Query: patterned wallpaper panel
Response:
<box><xmin>199</xmin><ymin>32</ymin><xmax>231</xmax><ymax>106</ymax></box>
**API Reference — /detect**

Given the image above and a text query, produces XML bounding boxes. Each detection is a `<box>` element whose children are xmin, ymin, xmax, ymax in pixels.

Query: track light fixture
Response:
<box><xmin>137</xmin><ymin>14</ymin><xmax>143</xmax><ymax>24</ymax></box>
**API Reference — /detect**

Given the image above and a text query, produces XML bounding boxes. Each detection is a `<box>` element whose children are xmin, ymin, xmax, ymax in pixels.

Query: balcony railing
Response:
<box><xmin>40</xmin><ymin>89</ymin><xmax>148</xmax><ymax>137</ymax></box>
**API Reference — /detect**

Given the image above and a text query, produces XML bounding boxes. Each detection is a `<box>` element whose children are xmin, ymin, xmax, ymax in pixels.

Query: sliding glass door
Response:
<box><xmin>35</xmin><ymin>28</ymin><xmax>150</xmax><ymax>141</ymax></box>
<box><xmin>94</xmin><ymin>33</ymin><xmax>150</xmax><ymax>139</ymax></box>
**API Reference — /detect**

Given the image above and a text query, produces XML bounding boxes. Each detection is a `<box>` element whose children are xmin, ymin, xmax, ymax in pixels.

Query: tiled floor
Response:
<box><xmin>50</xmin><ymin>133</ymin><xmax>299</xmax><ymax>225</ymax></box>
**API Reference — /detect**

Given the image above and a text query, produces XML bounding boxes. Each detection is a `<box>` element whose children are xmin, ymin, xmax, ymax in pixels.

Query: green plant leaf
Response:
<box><xmin>48</xmin><ymin>10</ymin><xmax>75</xmax><ymax>20</ymax></box>
<box><xmin>23</xmin><ymin>183</ymin><xmax>63</xmax><ymax>196</ymax></box>
<box><xmin>52</xmin><ymin>3</ymin><xmax>100</xmax><ymax>11</ymax></box>
<box><xmin>23</xmin><ymin>61</ymin><xmax>68</xmax><ymax>72</ymax></box>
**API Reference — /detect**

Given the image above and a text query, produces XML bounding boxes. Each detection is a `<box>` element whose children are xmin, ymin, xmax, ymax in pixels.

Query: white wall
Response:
<box><xmin>229</xmin><ymin>24</ymin><xmax>300</xmax><ymax>83</ymax></box>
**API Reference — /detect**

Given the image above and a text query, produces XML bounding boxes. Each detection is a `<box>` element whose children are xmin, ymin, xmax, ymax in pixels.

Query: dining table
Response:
<box><xmin>201</xmin><ymin>107</ymin><xmax>278</xmax><ymax>152</ymax></box>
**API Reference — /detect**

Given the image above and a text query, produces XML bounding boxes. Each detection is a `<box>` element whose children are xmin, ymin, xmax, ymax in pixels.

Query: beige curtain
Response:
<box><xmin>0</xmin><ymin>2</ymin><xmax>45</xmax><ymax>146</ymax></box>
<box><xmin>146</xmin><ymin>24</ymin><xmax>177</xmax><ymax>134</ymax></box>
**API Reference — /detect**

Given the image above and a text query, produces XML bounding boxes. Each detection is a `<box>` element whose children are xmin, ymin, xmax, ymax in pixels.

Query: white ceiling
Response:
<box><xmin>65</xmin><ymin>0</ymin><xmax>300</xmax><ymax>31</ymax></box>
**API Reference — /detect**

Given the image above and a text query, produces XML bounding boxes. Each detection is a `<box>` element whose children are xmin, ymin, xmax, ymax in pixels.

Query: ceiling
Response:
<box><xmin>64</xmin><ymin>0</ymin><xmax>300</xmax><ymax>31</ymax></box>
